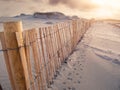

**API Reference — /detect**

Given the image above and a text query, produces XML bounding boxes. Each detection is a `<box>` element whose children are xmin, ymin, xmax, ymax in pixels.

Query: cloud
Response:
<box><xmin>49</xmin><ymin>0</ymin><xmax>98</xmax><ymax>11</ymax></box>
<box><xmin>0</xmin><ymin>0</ymin><xmax>98</xmax><ymax>11</ymax></box>
<box><xmin>0</xmin><ymin>0</ymin><xmax>120</xmax><ymax>19</ymax></box>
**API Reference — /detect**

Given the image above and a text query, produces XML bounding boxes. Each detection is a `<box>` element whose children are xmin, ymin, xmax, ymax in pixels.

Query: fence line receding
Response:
<box><xmin>0</xmin><ymin>19</ymin><xmax>92</xmax><ymax>90</ymax></box>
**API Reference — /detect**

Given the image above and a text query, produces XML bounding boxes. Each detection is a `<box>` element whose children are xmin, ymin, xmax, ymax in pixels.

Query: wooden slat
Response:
<box><xmin>44</xmin><ymin>27</ymin><xmax>53</xmax><ymax>84</ymax></box>
<box><xmin>55</xmin><ymin>25</ymin><xmax>62</xmax><ymax>66</ymax></box>
<box><xmin>39</xmin><ymin>28</ymin><xmax>49</xmax><ymax>87</ymax></box>
<box><xmin>65</xmin><ymin>23</ymin><xmax>69</xmax><ymax>57</ymax></box>
<box><xmin>38</xmin><ymin>30</ymin><xmax>46</xmax><ymax>90</ymax></box>
<box><xmin>53</xmin><ymin>25</ymin><xmax>60</xmax><ymax>69</ymax></box>
<box><xmin>57</xmin><ymin>24</ymin><xmax>64</xmax><ymax>63</ymax></box>
<box><xmin>23</xmin><ymin>31</ymin><xmax>36</xmax><ymax>90</ymax></box>
<box><xmin>36</xmin><ymin>29</ymin><xmax>46</xmax><ymax>90</ymax></box>
<box><xmin>43</xmin><ymin>27</ymin><xmax>51</xmax><ymax>85</ymax></box>
<box><xmin>50</xmin><ymin>26</ymin><xmax>57</xmax><ymax>71</ymax></box>
<box><xmin>53</xmin><ymin>25</ymin><xmax>59</xmax><ymax>69</ymax></box>
<box><xmin>28</xmin><ymin>29</ymin><xmax>41</xmax><ymax>90</ymax></box>
<box><xmin>60</xmin><ymin>23</ymin><xmax>66</xmax><ymax>61</ymax></box>
<box><xmin>16</xmin><ymin>32</ymin><xmax>30</xmax><ymax>90</ymax></box>
<box><xmin>48</xmin><ymin>26</ymin><xmax>56</xmax><ymax>75</ymax></box>
<box><xmin>60</xmin><ymin>23</ymin><xmax>65</xmax><ymax>60</ymax></box>
<box><xmin>47</xmin><ymin>26</ymin><xmax>56</xmax><ymax>79</ymax></box>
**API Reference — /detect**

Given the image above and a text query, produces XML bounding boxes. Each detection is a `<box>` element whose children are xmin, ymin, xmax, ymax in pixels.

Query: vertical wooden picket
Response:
<box><xmin>1</xmin><ymin>19</ymin><xmax>91</xmax><ymax>90</ymax></box>
<box><xmin>3</xmin><ymin>21</ymin><xmax>29</xmax><ymax>90</ymax></box>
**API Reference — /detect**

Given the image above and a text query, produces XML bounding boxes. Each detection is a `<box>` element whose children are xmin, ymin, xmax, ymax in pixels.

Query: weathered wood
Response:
<box><xmin>53</xmin><ymin>25</ymin><xmax>59</xmax><ymax>70</ymax></box>
<box><xmin>23</xmin><ymin>31</ymin><xmax>36</xmax><ymax>90</ymax></box>
<box><xmin>28</xmin><ymin>29</ymin><xmax>41</xmax><ymax>90</ymax></box>
<box><xmin>39</xmin><ymin>28</ymin><xmax>49</xmax><ymax>86</ymax></box>
<box><xmin>1</xmin><ymin>19</ymin><xmax>90</xmax><ymax>90</ymax></box>
<box><xmin>55</xmin><ymin>25</ymin><xmax>62</xmax><ymax>67</ymax></box>
<box><xmin>64</xmin><ymin>23</ymin><xmax>70</xmax><ymax>56</ymax></box>
<box><xmin>43</xmin><ymin>27</ymin><xmax>50</xmax><ymax>84</ymax></box>
<box><xmin>16</xmin><ymin>32</ymin><xmax>31</xmax><ymax>90</ymax></box>
<box><xmin>53</xmin><ymin>25</ymin><xmax>59</xmax><ymax>69</ymax></box>
<box><xmin>48</xmin><ymin>26</ymin><xmax>56</xmax><ymax>75</ymax></box>
<box><xmin>62</xmin><ymin>23</ymin><xmax>67</xmax><ymax>58</ymax></box>
<box><xmin>36</xmin><ymin>29</ymin><xmax>45</xmax><ymax>90</ymax></box>
<box><xmin>44</xmin><ymin>27</ymin><xmax>53</xmax><ymax>84</ymax></box>
<box><xmin>39</xmin><ymin>28</ymin><xmax>48</xmax><ymax>90</ymax></box>
<box><xmin>57</xmin><ymin>24</ymin><xmax>64</xmax><ymax>62</ymax></box>
<box><xmin>3</xmin><ymin>21</ymin><xmax>28</xmax><ymax>90</ymax></box>
<box><xmin>0</xmin><ymin>32</ymin><xmax>16</xmax><ymax>90</ymax></box>
<box><xmin>49</xmin><ymin>26</ymin><xmax>56</xmax><ymax>71</ymax></box>
<box><xmin>68</xmin><ymin>22</ymin><xmax>73</xmax><ymax>53</ymax></box>
<box><xmin>60</xmin><ymin>23</ymin><xmax>66</xmax><ymax>61</ymax></box>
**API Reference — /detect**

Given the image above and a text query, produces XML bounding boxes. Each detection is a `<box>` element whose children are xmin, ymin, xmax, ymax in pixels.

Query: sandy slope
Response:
<box><xmin>48</xmin><ymin>22</ymin><xmax>120</xmax><ymax>90</ymax></box>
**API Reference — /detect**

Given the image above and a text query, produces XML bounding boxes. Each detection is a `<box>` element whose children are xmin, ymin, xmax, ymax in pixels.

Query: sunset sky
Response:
<box><xmin>0</xmin><ymin>0</ymin><xmax>120</xmax><ymax>19</ymax></box>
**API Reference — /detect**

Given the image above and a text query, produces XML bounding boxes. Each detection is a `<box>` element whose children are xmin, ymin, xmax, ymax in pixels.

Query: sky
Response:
<box><xmin>0</xmin><ymin>0</ymin><xmax>120</xmax><ymax>19</ymax></box>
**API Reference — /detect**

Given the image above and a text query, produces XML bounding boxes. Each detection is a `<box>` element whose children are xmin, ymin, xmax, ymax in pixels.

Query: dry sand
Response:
<box><xmin>48</xmin><ymin>22</ymin><xmax>120</xmax><ymax>90</ymax></box>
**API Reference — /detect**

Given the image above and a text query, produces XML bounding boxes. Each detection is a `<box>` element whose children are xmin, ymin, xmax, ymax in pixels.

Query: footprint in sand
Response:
<box><xmin>74</xmin><ymin>81</ymin><xmax>77</xmax><ymax>84</ymax></box>
<box><xmin>63</xmin><ymin>88</ymin><xmax>66</xmax><ymax>90</ymax></box>
<box><xmin>67</xmin><ymin>77</ymin><xmax>73</xmax><ymax>81</ymax></box>
<box><xmin>63</xmin><ymin>68</ymin><xmax>65</xmax><ymax>71</ymax></box>
<box><xmin>80</xmin><ymin>76</ymin><xmax>82</xmax><ymax>79</ymax></box>
<box><xmin>66</xmin><ymin>87</ymin><xmax>76</xmax><ymax>90</ymax></box>
<box><xmin>73</xmin><ymin>64</ymin><xmax>76</xmax><ymax>67</ymax></box>
<box><xmin>63</xmin><ymin>82</ymin><xmax>66</xmax><ymax>84</ymax></box>
<box><xmin>74</xmin><ymin>68</ymin><xmax>77</xmax><ymax>70</ymax></box>
<box><xmin>68</xmin><ymin>58</ymin><xmax>72</xmax><ymax>61</ymax></box>
<box><xmin>76</xmin><ymin>73</ymin><xmax>79</xmax><ymax>75</ymax></box>
<box><xmin>77</xmin><ymin>57</ymin><xmax>81</xmax><ymax>59</ymax></box>
<box><xmin>68</xmin><ymin>87</ymin><xmax>71</xmax><ymax>90</ymax></box>
<box><xmin>50</xmin><ymin>81</ymin><xmax>54</xmax><ymax>85</ymax></box>
<box><xmin>72</xmin><ymin>87</ymin><xmax>76</xmax><ymax>90</ymax></box>
<box><xmin>68</xmin><ymin>73</ymin><xmax>72</xmax><ymax>76</ymax></box>
<box><xmin>81</xmin><ymin>60</ymin><xmax>85</xmax><ymax>62</ymax></box>
<box><xmin>56</xmin><ymin>70</ymin><xmax>60</xmax><ymax>75</ymax></box>
<box><xmin>80</xmin><ymin>68</ymin><xmax>83</xmax><ymax>71</ymax></box>
<box><xmin>77</xmin><ymin>61</ymin><xmax>80</xmax><ymax>64</ymax></box>
<box><xmin>77</xmin><ymin>80</ymin><xmax>81</xmax><ymax>84</ymax></box>
<box><xmin>67</xmin><ymin>87</ymin><xmax>76</xmax><ymax>90</ymax></box>
<box><xmin>53</xmin><ymin>75</ymin><xmax>57</xmax><ymax>79</ymax></box>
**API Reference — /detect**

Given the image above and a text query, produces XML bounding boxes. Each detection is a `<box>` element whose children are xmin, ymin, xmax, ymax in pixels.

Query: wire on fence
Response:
<box><xmin>0</xmin><ymin>24</ymin><xmax>70</xmax><ymax>53</ymax></box>
<box><xmin>0</xmin><ymin>20</ymin><xmax>91</xmax><ymax>90</ymax></box>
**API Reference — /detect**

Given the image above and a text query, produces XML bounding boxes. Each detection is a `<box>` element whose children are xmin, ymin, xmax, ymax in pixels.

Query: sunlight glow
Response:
<box><xmin>94</xmin><ymin>8</ymin><xmax>113</xmax><ymax>18</ymax></box>
<box><xmin>91</xmin><ymin>0</ymin><xmax>107</xmax><ymax>6</ymax></box>
<box><xmin>90</xmin><ymin>0</ymin><xmax>120</xmax><ymax>19</ymax></box>
<box><xmin>91</xmin><ymin>0</ymin><xmax>120</xmax><ymax>8</ymax></box>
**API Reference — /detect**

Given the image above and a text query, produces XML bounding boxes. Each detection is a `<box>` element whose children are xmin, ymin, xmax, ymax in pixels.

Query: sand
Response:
<box><xmin>48</xmin><ymin>22</ymin><xmax>120</xmax><ymax>90</ymax></box>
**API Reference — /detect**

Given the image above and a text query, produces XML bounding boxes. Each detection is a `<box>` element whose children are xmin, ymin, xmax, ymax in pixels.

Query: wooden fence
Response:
<box><xmin>0</xmin><ymin>19</ymin><xmax>92</xmax><ymax>90</ymax></box>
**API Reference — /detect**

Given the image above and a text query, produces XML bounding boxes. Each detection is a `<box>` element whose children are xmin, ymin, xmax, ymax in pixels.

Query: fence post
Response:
<box><xmin>3</xmin><ymin>21</ymin><xmax>29</xmax><ymax>90</ymax></box>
